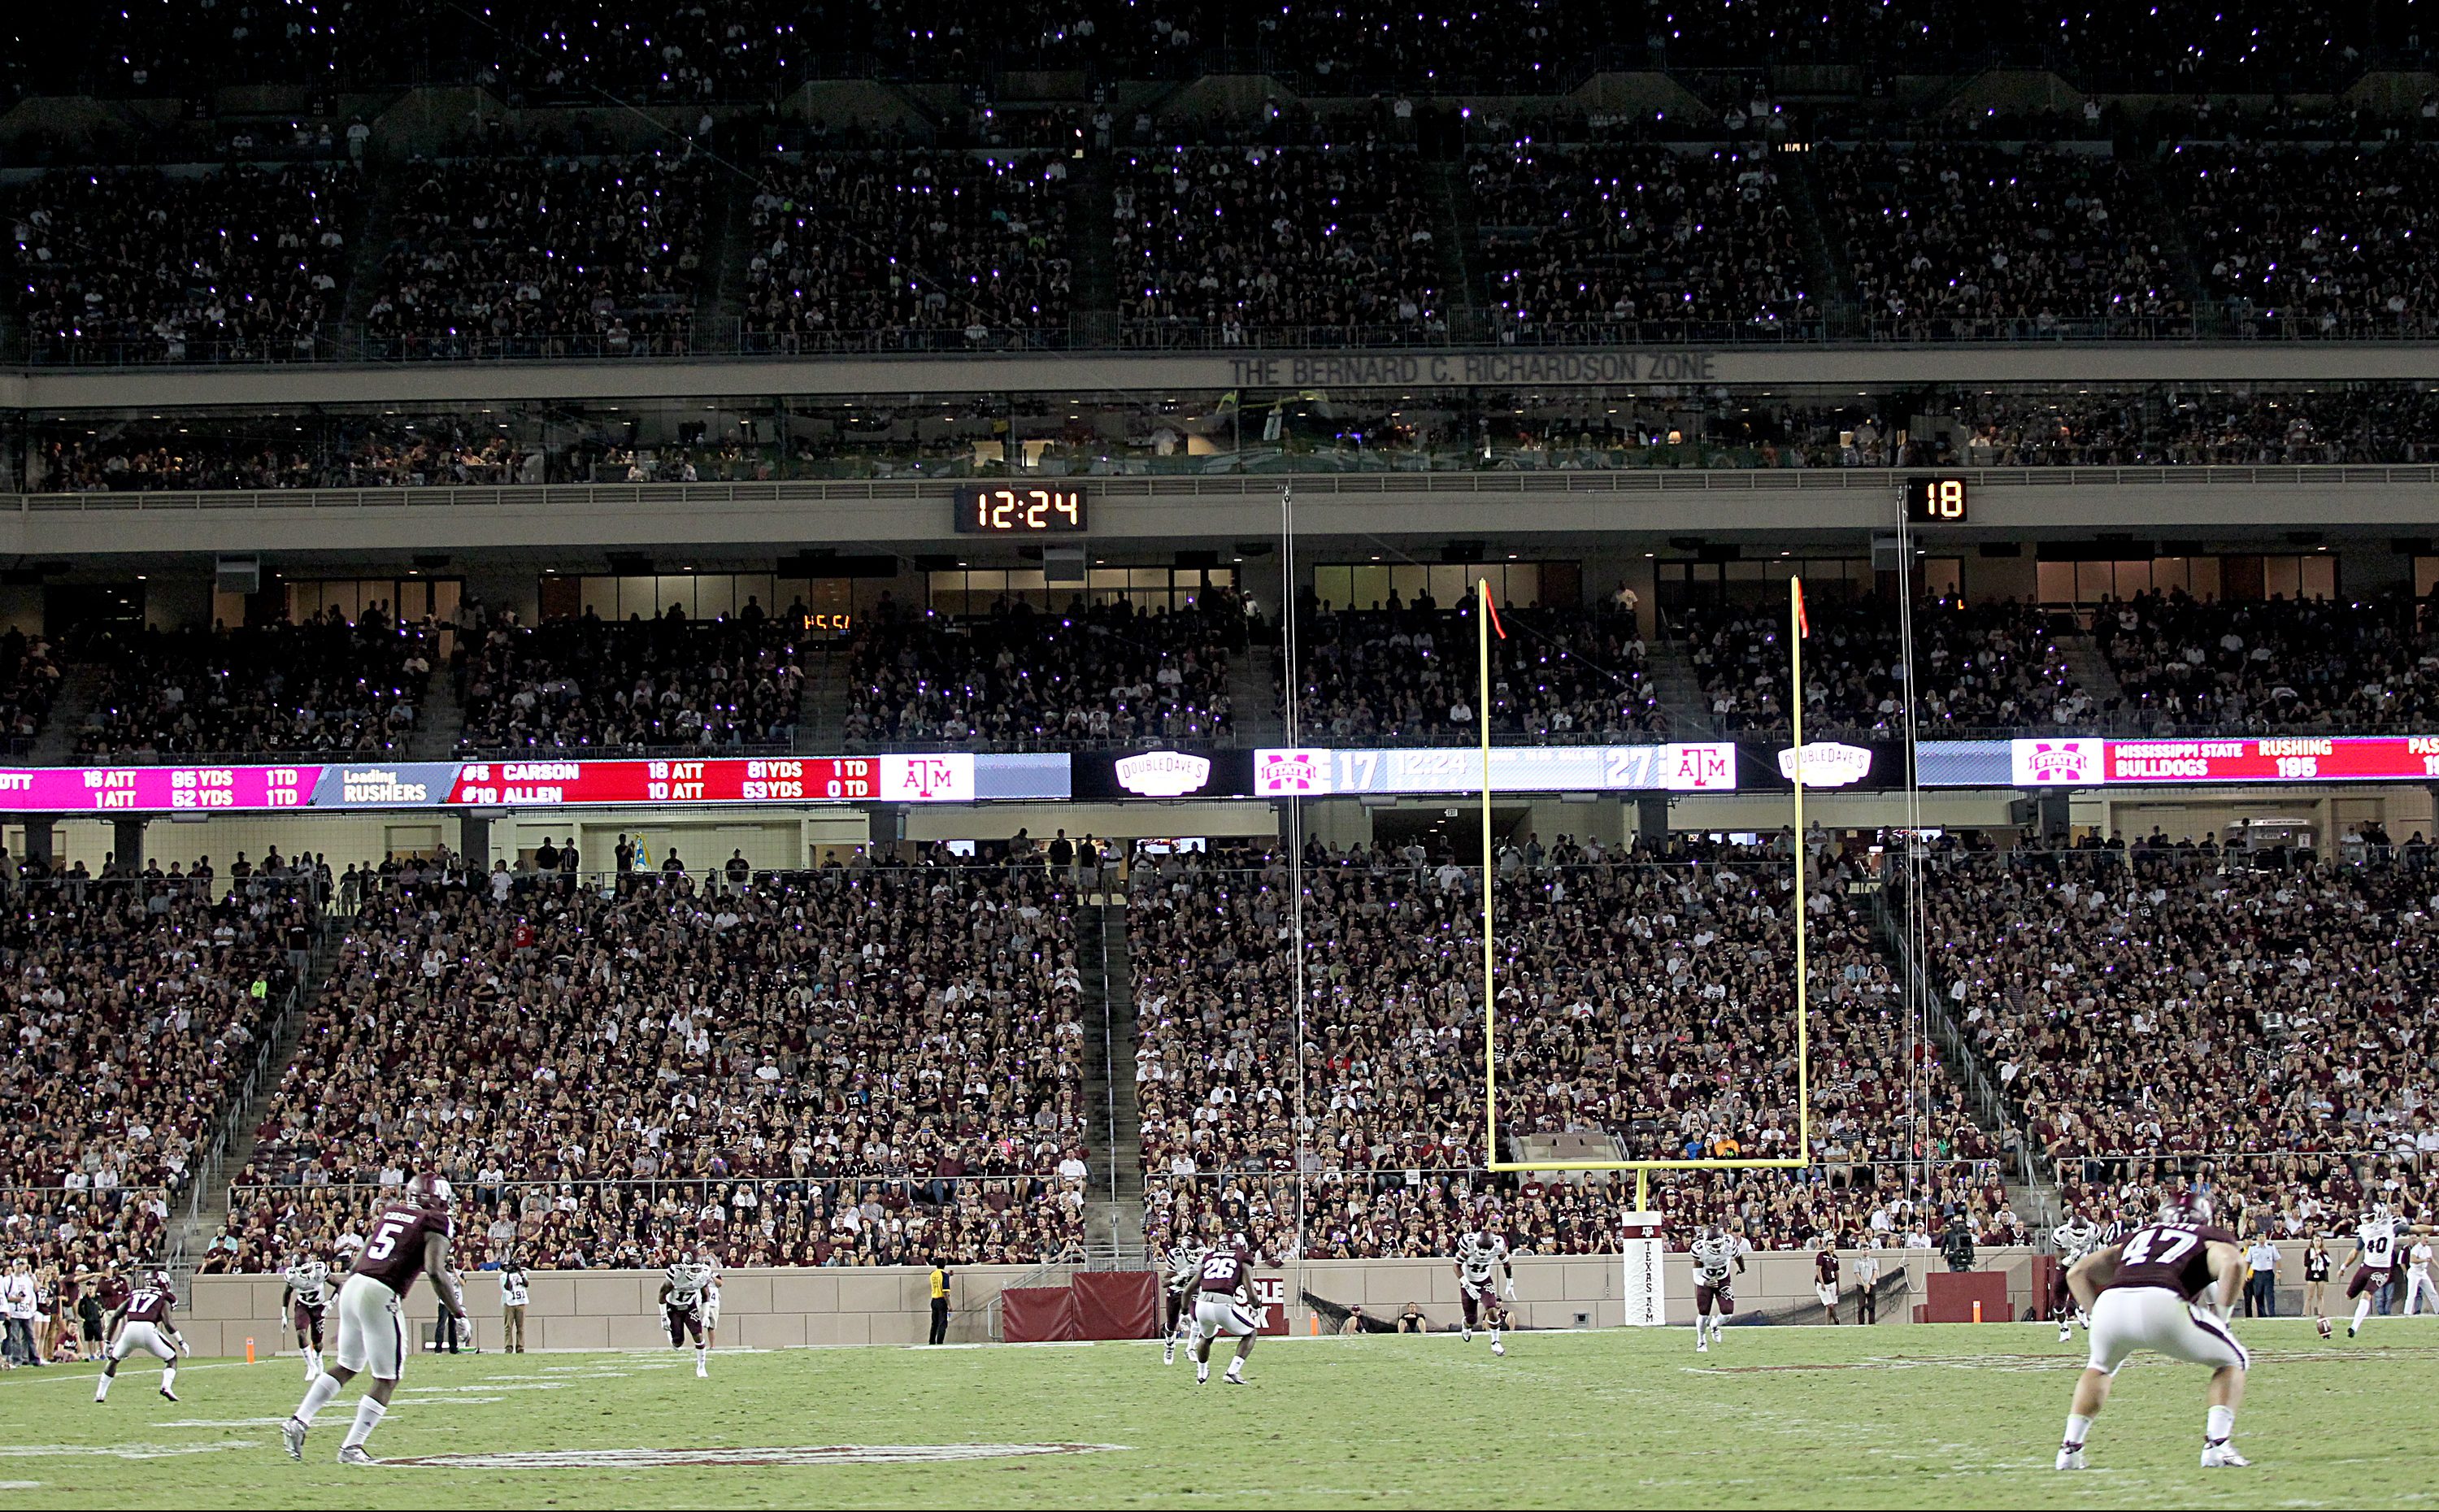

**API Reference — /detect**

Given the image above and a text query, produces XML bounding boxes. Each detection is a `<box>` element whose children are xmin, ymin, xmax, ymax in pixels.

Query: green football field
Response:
<box><xmin>3</xmin><ymin>1320</ymin><xmax>2433</xmax><ymax>1508</ymax></box>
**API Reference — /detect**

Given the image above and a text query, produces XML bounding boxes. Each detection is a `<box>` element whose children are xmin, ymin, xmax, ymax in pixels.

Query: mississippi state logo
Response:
<box><xmin>1256</xmin><ymin>749</ymin><xmax>1330</xmax><ymax>794</ymax></box>
<box><xmin>2010</xmin><ymin>737</ymin><xmax>2102</xmax><ymax>786</ymax></box>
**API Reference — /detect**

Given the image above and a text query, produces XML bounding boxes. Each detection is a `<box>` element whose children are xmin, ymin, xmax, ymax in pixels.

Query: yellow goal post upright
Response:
<box><xmin>1479</xmin><ymin>576</ymin><xmax>1812</xmax><ymax>1218</ymax></box>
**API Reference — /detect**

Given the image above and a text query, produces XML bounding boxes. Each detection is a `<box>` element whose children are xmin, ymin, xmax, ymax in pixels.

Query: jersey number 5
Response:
<box><xmin>363</xmin><ymin>1212</ymin><xmax>417</xmax><ymax>1262</ymax></box>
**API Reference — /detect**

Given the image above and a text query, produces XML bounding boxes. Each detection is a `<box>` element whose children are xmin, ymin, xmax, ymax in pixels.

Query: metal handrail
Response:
<box><xmin>1872</xmin><ymin>882</ymin><xmax>2053</xmax><ymax>1217</ymax></box>
<box><xmin>17</xmin><ymin>461</ymin><xmax>2439</xmax><ymax>514</ymax></box>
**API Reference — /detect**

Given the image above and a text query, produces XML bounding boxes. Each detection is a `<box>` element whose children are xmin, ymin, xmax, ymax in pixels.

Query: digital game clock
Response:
<box><xmin>952</xmin><ymin>484</ymin><xmax>1089</xmax><ymax>534</ymax></box>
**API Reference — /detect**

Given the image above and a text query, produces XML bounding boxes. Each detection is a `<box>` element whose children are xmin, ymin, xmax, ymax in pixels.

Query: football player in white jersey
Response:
<box><xmin>280</xmin><ymin>1251</ymin><xmax>334</xmax><ymax>1379</ymax></box>
<box><xmin>2341</xmin><ymin>1205</ymin><xmax>2436</xmax><ymax>1338</ymax></box>
<box><xmin>2052</xmin><ymin>1211</ymin><xmax>2103</xmax><ymax>1343</ymax></box>
<box><xmin>1161</xmin><ymin>1235</ymin><xmax>1210</xmax><ymax>1366</ymax></box>
<box><xmin>701</xmin><ymin>1257</ymin><xmax>724</xmax><ymax>1351</ymax></box>
<box><xmin>1689</xmin><ymin>1223</ymin><xmax>1744</xmax><ymax>1353</ymax></box>
<box><xmin>659</xmin><ymin>1253</ymin><xmax>716</xmax><ymax>1377</ymax></box>
<box><xmin>1454</xmin><ymin>1226</ymin><xmax>1515</xmax><ymax>1356</ymax></box>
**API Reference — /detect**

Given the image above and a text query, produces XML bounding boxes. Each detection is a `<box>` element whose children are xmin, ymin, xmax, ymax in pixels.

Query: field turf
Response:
<box><xmin>2</xmin><ymin>1319</ymin><xmax>2432</xmax><ymax>1507</ymax></box>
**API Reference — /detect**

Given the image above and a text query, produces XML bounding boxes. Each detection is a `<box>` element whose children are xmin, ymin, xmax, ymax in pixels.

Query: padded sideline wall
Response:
<box><xmin>176</xmin><ymin>1249</ymin><xmax>1988</xmax><ymax>1356</ymax></box>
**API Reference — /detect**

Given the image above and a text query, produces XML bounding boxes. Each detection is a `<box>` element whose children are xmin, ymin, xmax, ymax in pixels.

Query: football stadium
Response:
<box><xmin>1</xmin><ymin>2</ymin><xmax>2437</xmax><ymax>1505</ymax></box>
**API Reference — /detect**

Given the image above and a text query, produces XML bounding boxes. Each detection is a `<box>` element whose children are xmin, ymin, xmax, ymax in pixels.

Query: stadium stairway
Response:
<box><xmin>2122</xmin><ymin>147</ymin><xmax>2223</xmax><ymax>337</ymax></box>
<box><xmin>1868</xmin><ymin>887</ymin><xmax>2063</xmax><ymax>1233</ymax></box>
<box><xmin>1230</xmin><ymin>644</ymin><xmax>1282</xmax><ymax>743</ymax></box>
<box><xmin>28</xmin><ymin>661</ymin><xmax>105</xmax><ymax>762</ymax></box>
<box><xmin>167</xmin><ymin>923</ymin><xmax>350</xmax><ymax>1288</ymax></box>
<box><xmin>798</xmin><ymin>645</ymin><xmax>848</xmax><ymax>750</ymax></box>
<box><xmin>330</xmin><ymin>164</ymin><xmax>402</xmax><ymax>354</ymax></box>
<box><xmin>1428</xmin><ymin>160</ymin><xmax>1481</xmax><ymax>331</ymax></box>
<box><xmin>696</xmin><ymin>167</ymin><xmax>755</xmax><ymax>337</ymax></box>
<box><xmin>1646</xmin><ymin>633</ymin><xmax>1714</xmax><ymax>735</ymax></box>
<box><xmin>1064</xmin><ymin>154</ymin><xmax>1117</xmax><ymax>347</ymax></box>
<box><xmin>1081</xmin><ymin>905</ymin><xmax>1146</xmax><ymax>1267</ymax></box>
<box><xmin>1779</xmin><ymin>147</ymin><xmax>1863</xmax><ymax>341</ymax></box>
<box><xmin>409</xmin><ymin>669</ymin><xmax>466</xmax><ymax>759</ymax></box>
<box><xmin>2056</xmin><ymin>631</ymin><xmax>2126</xmax><ymax>715</ymax></box>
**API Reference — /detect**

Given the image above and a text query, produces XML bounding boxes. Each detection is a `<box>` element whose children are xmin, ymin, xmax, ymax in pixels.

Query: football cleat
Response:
<box><xmin>2055</xmin><ymin>1447</ymin><xmax>2086</xmax><ymax>1471</ymax></box>
<box><xmin>1460</xmin><ymin>1326</ymin><xmax>1472</xmax><ymax>1342</ymax></box>
<box><xmin>1490</xmin><ymin>1340</ymin><xmax>1505</xmax><ymax>1357</ymax></box>
<box><xmin>2058</xmin><ymin>1323</ymin><xmax>2073</xmax><ymax>1343</ymax></box>
<box><xmin>337</xmin><ymin>1446</ymin><xmax>378</xmax><ymax>1466</ymax></box>
<box><xmin>1223</xmin><ymin>1367</ymin><xmax>1244</xmax><ymax>1385</ymax></box>
<box><xmin>2201</xmin><ymin>1444</ymin><xmax>2250</xmax><ymax>1469</ymax></box>
<box><xmin>1163</xmin><ymin>1342</ymin><xmax>1176</xmax><ymax>1366</ymax></box>
<box><xmin>1696</xmin><ymin>1338</ymin><xmax>1709</xmax><ymax>1353</ymax></box>
<box><xmin>1195</xmin><ymin>1362</ymin><xmax>1210</xmax><ymax>1385</ymax></box>
<box><xmin>695</xmin><ymin>1363</ymin><xmax>708</xmax><ymax>1379</ymax></box>
<box><xmin>2347</xmin><ymin>1326</ymin><xmax>2359</xmax><ymax>1338</ymax></box>
<box><xmin>159</xmin><ymin>1386</ymin><xmax>179</xmax><ymax>1402</ymax></box>
<box><xmin>281</xmin><ymin>1419</ymin><xmax>307</xmax><ymax>1462</ymax></box>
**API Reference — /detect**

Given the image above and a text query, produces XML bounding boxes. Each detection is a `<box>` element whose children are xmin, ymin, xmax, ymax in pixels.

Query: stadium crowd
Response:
<box><xmin>30</xmin><ymin>425</ymin><xmax>533</xmax><ymax>492</ymax></box>
<box><xmin>2180</xmin><ymin>142</ymin><xmax>2439</xmax><ymax>338</ymax></box>
<box><xmin>1468</xmin><ymin>142</ymin><xmax>1814</xmax><ymax>341</ymax></box>
<box><xmin>0</xmin><ymin>870</ymin><xmax>315</xmax><ymax>1281</ymax></box>
<box><xmin>843</xmin><ymin>596</ymin><xmax>1241</xmax><ymax>749</ymax></box>
<box><xmin>215</xmin><ymin>861</ymin><xmax>1089</xmax><ymax>1271</ymax></box>
<box><xmin>365</xmin><ymin>154</ymin><xmax>712</xmax><ymax>359</ymax></box>
<box><xmin>31</xmin><ymin>385</ymin><xmax>2439</xmax><ymax>493</ymax></box>
<box><xmin>1815</xmin><ymin>143</ymin><xmax>2189</xmax><ymax>341</ymax></box>
<box><xmin>1916</xmin><ymin>844</ymin><xmax>2439</xmax><ymax>1234</ymax></box>
<box><xmin>77</xmin><ymin>612</ymin><xmax>437</xmax><ymax>760</ymax></box>
<box><xmin>1937</xmin><ymin>387</ymin><xmax>2439</xmax><ymax>467</ymax></box>
<box><xmin>1115</xmin><ymin>146</ymin><xmax>1446</xmax><ymax>342</ymax></box>
<box><xmin>2093</xmin><ymin>592</ymin><xmax>2439</xmax><ymax>734</ymax></box>
<box><xmin>0</xmin><ymin>630</ymin><xmax>63</xmax><ymax>753</ymax></box>
<box><xmin>1285</xmin><ymin>602</ymin><xmax>1666</xmax><ymax>741</ymax></box>
<box><xmin>456</xmin><ymin>606</ymin><xmax>806</xmax><ymax>753</ymax></box>
<box><xmin>51</xmin><ymin>0</ymin><xmax>2399</xmax><ymax>96</ymax></box>
<box><xmin>741</xmin><ymin>151</ymin><xmax>1073</xmax><ymax>350</ymax></box>
<box><xmin>1128</xmin><ymin>836</ymin><xmax>2008</xmax><ymax>1259</ymax></box>
<box><xmin>1680</xmin><ymin>598</ymin><xmax>2095</xmax><ymax>736</ymax></box>
<box><xmin>10</xmin><ymin>165</ymin><xmax>356</xmax><ymax>363</ymax></box>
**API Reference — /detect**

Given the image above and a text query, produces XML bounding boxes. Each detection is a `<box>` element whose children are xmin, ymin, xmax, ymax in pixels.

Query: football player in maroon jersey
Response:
<box><xmin>1190</xmin><ymin>1235</ymin><xmax>1263</xmax><ymax>1385</ymax></box>
<box><xmin>2056</xmin><ymin>1192</ymin><xmax>2249</xmax><ymax>1471</ymax></box>
<box><xmin>93</xmin><ymin>1269</ymin><xmax>187</xmax><ymax>1402</ymax></box>
<box><xmin>280</xmin><ymin>1172</ymin><xmax>467</xmax><ymax>1466</ymax></box>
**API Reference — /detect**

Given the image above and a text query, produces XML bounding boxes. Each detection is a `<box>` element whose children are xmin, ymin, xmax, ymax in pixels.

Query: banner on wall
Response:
<box><xmin>1069</xmin><ymin>748</ymin><xmax>1256</xmax><ymax>801</ymax></box>
<box><xmin>2009</xmin><ymin>735</ymin><xmax>2439</xmax><ymax>786</ymax></box>
<box><xmin>1620</xmin><ymin>1210</ymin><xmax>1666</xmax><ymax>1327</ymax></box>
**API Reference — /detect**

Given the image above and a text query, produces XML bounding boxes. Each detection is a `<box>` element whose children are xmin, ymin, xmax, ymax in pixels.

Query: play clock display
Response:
<box><xmin>1902</xmin><ymin>476</ymin><xmax>1970</xmax><ymax>524</ymax></box>
<box><xmin>952</xmin><ymin>484</ymin><xmax>1088</xmax><ymax>534</ymax></box>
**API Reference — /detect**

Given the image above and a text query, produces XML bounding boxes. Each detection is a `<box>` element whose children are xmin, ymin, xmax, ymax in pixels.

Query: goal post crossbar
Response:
<box><xmin>1480</xmin><ymin>576</ymin><xmax>1813</xmax><ymax>1187</ymax></box>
